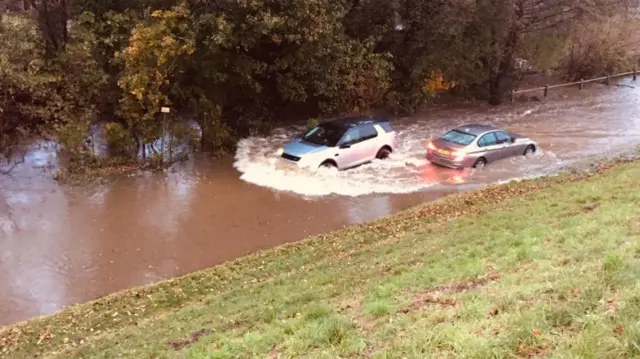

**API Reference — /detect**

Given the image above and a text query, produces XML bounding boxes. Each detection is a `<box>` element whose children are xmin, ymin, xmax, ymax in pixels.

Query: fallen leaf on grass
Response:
<box><xmin>398</xmin><ymin>267</ymin><xmax>501</xmax><ymax>314</ymax></box>
<box><xmin>434</xmin><ymin>266</ymin><xmax>501</xmax><ymax>293</ymax></box>
<box><xmin>268</xmin><ymin>344</ymin><xmax>283</xmax><ymax>359</ymax></box>
<box><xmin>167</xmin><ymin>329</ymin><xmax>212</xmax><ymax>350</ymax></box>
<box><xmin>399</xmin><ymin>292</ymin><xmax>458</xmax><ymax>313</ymax></box>
<box><xmin>517</xmin><ymin>342</ymin><xmax>551</xmax><ymax>358</ymax></box>
<box><xmin>0</xmin><ymin>331</ymin><xmax>15</xmax><ymax>349</ymax></box>
<box><xmin>36</xmin><ymin>330</ymin><xmax>53</xmax><ymax>345</ymax></box>
<box><xmin>604</xmin><ymin>295</ymin><xmax>622</xmax><ymax>315</ymax></box>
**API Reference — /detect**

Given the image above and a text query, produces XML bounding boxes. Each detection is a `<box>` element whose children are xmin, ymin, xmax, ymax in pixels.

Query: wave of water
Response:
<box><xmin>233</xmin><ymin>128</ymin><xmax>437</xmax><ymax>197</ymax></box>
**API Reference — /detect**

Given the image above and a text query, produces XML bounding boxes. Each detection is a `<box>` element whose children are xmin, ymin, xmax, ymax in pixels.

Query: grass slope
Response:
<box><xmin>2</xmin><ymin>158</ymin><xmax>640</xmax><ymax>358</ymax></box>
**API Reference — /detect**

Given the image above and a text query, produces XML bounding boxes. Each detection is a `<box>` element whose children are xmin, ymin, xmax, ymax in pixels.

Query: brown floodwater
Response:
<box><xmin>2</xmin><ymin>78</ymin><xmax>640</xmax><ymax>326</ymax></box>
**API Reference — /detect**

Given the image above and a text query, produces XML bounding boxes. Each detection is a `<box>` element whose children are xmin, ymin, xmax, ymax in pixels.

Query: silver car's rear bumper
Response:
<box><xmin>426</xmin><ymin>150</ymin><xmax>474</xmax><ymax>169</ymax></box>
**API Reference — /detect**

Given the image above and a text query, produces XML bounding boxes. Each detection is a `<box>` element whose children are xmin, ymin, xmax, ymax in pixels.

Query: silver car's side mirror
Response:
<box><xmin>339</xmin><ymin>143</ymin><xmax>351</xmax><ymax>149</ymax></box>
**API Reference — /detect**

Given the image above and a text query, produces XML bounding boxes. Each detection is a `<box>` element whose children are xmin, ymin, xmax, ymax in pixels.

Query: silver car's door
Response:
<box><xmin>476</xmin><ymin>132</ymin><xmax>503</xmax><ymax>162</ymax></box>
<box><xmin>336</xmin><ymin>128</ymin><xmax>364</xmax><ymax>168</ymax></box>
<box><xmin>495</xmin><ymin>131</ymin><xmax>523</xmax><ymax>158</ymax></box>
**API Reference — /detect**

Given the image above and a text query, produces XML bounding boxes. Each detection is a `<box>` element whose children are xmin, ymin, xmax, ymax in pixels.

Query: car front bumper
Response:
<box><xmin>277</xmin><ymin>153</ymin><xmax>320</xmax><ymax>171</ymax></box>
<box><xmin>276</xmin><ymin>157</ymin><xmax>303</xmax><ymax>170</ymax></box>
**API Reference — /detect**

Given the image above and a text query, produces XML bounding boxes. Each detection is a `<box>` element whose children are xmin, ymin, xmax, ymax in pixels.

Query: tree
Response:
<box><xmin>176</xmin><ymin>0</ymin><xmax>392</xmax><ymax>150</ymax></box>
<box><xmin>116</xmin><ymin>1</ymin><xmax>195</xmax><ymax>161</ymax></box>
<box><xmin>0</xmin><ymin>13</ymin><xmax>45</xmax><ymax>149</ymax></box>
<box><xmin>457</xmin><ymin>0</ymin><xmax>635</xmax><ymax>104</ymax></box>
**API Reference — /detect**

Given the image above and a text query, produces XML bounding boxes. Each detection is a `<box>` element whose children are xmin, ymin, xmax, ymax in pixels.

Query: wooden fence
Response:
<box><xmin>511</xmin><ymin>69</ymin><xmax>638</xmax><ymax>102</ymax></box>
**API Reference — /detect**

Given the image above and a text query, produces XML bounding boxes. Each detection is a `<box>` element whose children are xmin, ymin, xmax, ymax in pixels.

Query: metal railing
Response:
<box><xmin>511</xmin><ymin>69</ymin><xmax>638</xmax><ymax>102</ymax></box>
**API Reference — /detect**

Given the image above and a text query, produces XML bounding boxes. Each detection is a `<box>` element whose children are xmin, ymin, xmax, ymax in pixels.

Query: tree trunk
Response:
<box><xmin>488</xmin><ymin>73</ymin><xmax>502</xmax><ymax>105</ymax></box>
<box><xmin>488</xmin><ymin>21</ymin><xmax>520</xmax><ymax>106</ymax></box>
<box><xmin>199</xmin><ymin>117</ymin><xmax>216</xmax><ymax>152</ymax></box>
<box><xmin>29</xmin><ymin>0</ymin><xmax>69</xmax><ymax>57</ymax></box>
<box><xmin>132</xmin><ymin>131</ymin><xmax>144</xmax><ymax>160</ymax></box>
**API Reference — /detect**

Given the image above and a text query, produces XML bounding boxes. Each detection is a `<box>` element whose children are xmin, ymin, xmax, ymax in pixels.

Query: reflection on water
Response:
<box><xmin>345</xmin><ymin>195</ymin><xmax>392</xmax><ymax>224</ymax></box>
<box><xmin>448</xmin><ymin>174</ymin><xmax>466</xmax><ymax>185</ymax></box>
<box><xmin>2</xmin><ymin>78</ymin><xmax>640</xmax><ymax>326</ymax></box>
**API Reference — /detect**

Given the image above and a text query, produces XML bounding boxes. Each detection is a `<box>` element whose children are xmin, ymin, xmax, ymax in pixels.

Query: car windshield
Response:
<box><xmin>301</xmin><ymin>123</ymin><xmax>345</xmax><ymax>147</ymax></box>
<box><xmin>440</xmin><ymin>129</ymin><xmax>477</xmax><ymax>146</ymax></box>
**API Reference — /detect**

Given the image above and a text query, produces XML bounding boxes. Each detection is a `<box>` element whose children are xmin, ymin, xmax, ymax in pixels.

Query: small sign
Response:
<box><xmin>161</xmin><ymin>107</ymin><xmax>171</xmax><ymax>113</ymax></box>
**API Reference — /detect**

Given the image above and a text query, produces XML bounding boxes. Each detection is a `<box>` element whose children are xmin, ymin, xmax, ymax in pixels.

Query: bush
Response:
<box><xmin>54</xmin><ymin>120</ymin><xmax>92</xmax><ymax>160</ymax></box>
<box><xmin>104</xmin><ymin>122</ymin><xmax>136</xmax><ymax>157</ymax></box>
<box><xmin>199</xmin><ymin>110</ymin><xmax>234</xmax><ymax>155</ymax></box>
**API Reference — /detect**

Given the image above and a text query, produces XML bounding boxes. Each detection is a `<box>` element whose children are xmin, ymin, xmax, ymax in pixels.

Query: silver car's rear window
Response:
<box><xmin>441</xmin><ymin>130</ymin><xmax>476</xmax><ymax>146</ymax></box>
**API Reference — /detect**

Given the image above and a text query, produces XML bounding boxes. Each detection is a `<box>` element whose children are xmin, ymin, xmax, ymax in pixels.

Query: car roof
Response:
<box><xmin>452</xmin><ymin>123</ymin><xmax>500</xmax><ymax>136</ymax></box>
<box><xmin>324</xmin><ymin>115</ymin><xmax>389</xmax><ymax>129</ymax></box>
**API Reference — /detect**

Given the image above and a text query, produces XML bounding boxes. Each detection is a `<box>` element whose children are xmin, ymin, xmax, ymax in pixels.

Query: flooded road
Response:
<box><xmin>2</xmin><ymin>78</ymin><xmax>640</xmax><ymax>326</ymax></box>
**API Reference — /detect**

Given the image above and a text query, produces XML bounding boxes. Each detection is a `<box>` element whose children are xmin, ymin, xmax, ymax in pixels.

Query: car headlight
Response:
<box><xmin>276</xmin><ymin>148</ymin><xmax>284</xmax><ymax>156</ymax></box>
<box><xmin>297</xmin><ymin>156</ymin><xmax>311</xmax><ymax>167</ymax></box>
<box><xmin>297</xmin><ymin>154</ymin><xmax>321</xmax><ymax>169</ymax></box>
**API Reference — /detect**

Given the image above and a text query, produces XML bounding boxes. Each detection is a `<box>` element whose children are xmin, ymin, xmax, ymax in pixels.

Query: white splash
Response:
<box><xmin>233</xmin><ymin>125</ymin><xmax>444</xmax><ymax>197</ymax></box>
<box><xmin>232</xmin><ymin>122</ymin><xmax>562</xmax><ymax>197</ymax></box>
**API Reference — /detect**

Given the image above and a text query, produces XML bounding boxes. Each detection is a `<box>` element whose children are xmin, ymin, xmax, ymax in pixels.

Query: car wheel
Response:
<box><xmin>473</xmin><ymin>157</ymin><xmax>487</xmax><ymax>169</ymax></box>
<box><xmin>524</xmin><ymin>145</ymin><xmax>536</xmax><ymax>156</ymax></box>
<box><xmin>319</xmin><ymin>160</ymin><xmax>337</xmax><ymax>170</ymax></box>
<box><xmin>376</xmin><ymin>147</ymin><xmax>392</xmax><ymax>160</ymax></box>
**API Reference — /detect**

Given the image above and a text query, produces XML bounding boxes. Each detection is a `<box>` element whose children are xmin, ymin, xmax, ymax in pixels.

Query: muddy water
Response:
<box><xmin>2</xmin><ymin>78</ymin><xmax>640</xmax><ymax>326</ymax></box>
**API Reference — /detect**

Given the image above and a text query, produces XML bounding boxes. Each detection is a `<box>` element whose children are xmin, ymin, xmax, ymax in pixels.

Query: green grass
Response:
<box><xmin>3</xmin><ymin>157</ymin><xmax>640</xmax><ymax>358</ymax></box>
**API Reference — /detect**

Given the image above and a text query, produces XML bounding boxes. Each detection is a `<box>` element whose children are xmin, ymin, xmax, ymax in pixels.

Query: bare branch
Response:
<box><xmin>0</xmin><ymin>159</ymin><xmax>23</xmax><ymax>175</ymax></box>
<box><xmin>0</xmin><ymin>148</ymin><xmax>26</xmax><ymax>176</ymax></box>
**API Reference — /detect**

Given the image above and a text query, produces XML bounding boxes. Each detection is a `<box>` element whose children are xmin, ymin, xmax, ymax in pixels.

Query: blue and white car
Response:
<box><xmin>278</xmin><ymin>116</ymin><xmax>398</xmax><ymax>170</ymax></box>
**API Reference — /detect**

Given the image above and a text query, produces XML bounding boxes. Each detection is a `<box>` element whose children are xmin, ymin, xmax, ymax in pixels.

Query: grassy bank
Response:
<box><xmin>2</xmin><ymin>156</ymin><xmax>640</xmax><ymax>358</ymax></box>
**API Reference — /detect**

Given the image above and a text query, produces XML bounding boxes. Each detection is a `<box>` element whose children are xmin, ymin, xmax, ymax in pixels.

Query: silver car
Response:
<box><xmin>278</xmin><ymin>116</ymin><xmax>398</xmax><ymax>170</ymax></box>
<box><xmin>426</xmin><ymin>124</ymin><xmax>537</xmax><ymax>169</ymax></box>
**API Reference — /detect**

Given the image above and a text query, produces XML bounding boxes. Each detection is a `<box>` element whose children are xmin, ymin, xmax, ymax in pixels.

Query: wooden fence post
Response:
<box><xmin>606</xmin><ymin>74</ymin><xmax>611</xmax><ymax>85</ymax></box>
<box><xmin>634</xmin><ymin>68</ymin><xmax>637</xmax><ymax>81</ymax></box>
<box><xmin>511</xmin><ymin>90</ymin><xmax>515</xmax><ymax>103</ymax></box>
<box><xmin>579</xmin><ymin>78</ymin><xmax>584</xmax><ymax>90</ymax></box>
<box><xmin>544</xmin><ymin>85</ymin><xmax>548</xmax><ymax>97</ymax></box>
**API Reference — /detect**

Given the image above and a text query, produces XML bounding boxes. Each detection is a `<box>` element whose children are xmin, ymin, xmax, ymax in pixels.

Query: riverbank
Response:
<box><xmin>2</xmin><ymin>152</ymin><xmax>640</xmax><ymax>358</ymax></box>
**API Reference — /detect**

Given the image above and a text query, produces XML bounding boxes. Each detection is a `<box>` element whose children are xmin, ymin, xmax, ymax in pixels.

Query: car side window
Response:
<box><xmin>340</xmin><ymin>128</ymin><xmax>360</xmax><ymax>146</ymax></box>
<box><xmin>495</xmin><ymin>131</ymin><xmax>512</xmax><ymax>144</ymax></box>
<box><xmin>478</xmin><ymin>132</ymin><xmax>497</xmax><ymax>147</ymax></box>
<box><xmin>358</xmin><ymin>125</ymin><xmax>378</xmax><ymax>142</ymax></box>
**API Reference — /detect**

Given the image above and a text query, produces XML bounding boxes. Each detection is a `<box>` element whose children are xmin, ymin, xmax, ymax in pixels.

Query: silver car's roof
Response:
<box><xmin>452</xmin><ymin>124</ymin><xmax>500</xmax><ymax>136</ymax></box>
